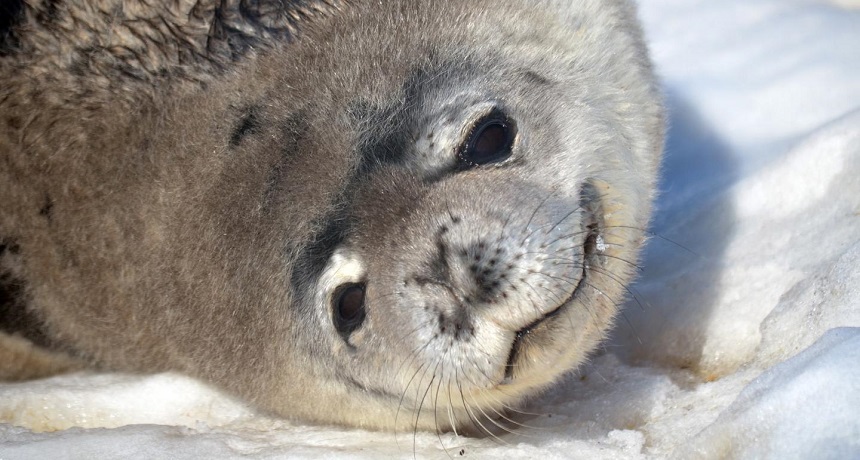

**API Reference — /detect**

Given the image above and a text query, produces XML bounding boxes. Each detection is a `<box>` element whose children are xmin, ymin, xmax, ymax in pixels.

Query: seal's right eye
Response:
<box><xmin>333</xmin><ymin>283</ymin><xmax>366</xmax><ymax>339</ymax></box>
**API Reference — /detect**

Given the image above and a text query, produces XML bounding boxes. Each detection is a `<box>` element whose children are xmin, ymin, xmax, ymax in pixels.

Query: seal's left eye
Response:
<box><xmin>459</xmin><ymin>110</ymin><xmax>516</xmax><ymax>167</ymax></box>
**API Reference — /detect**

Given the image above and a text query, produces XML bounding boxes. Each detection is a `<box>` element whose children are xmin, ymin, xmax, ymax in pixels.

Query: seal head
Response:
<box><xmin>0</xmin><ymin>0</ymin><xmax>663</xmax><ymax>431</ymax></box>
<box><xmin>272</xmin><ymin>1</ymin><xmax>663</xmax><ymax>430</ymax></box>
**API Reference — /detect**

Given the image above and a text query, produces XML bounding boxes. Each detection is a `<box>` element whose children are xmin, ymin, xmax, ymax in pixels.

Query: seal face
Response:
<box><xmin>0</xmin><ymin>0</ymin><xmax>663</xmax><ymax>431</ymax></box>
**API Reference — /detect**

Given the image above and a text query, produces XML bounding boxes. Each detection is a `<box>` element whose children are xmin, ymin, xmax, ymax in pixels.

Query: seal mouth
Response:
<box><xmin>503</xmin><ymin>184</ymin><xmax>602</xmax><ymax>382</ymax></box>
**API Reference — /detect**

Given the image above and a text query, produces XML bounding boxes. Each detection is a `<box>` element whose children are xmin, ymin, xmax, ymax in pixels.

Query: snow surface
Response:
<box><xmin>2</xmin><ymin>0</ymin><xmax>859</xmax><ymax>458</ymax></box>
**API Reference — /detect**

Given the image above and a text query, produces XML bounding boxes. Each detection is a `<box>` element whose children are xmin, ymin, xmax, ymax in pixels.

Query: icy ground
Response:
<box><xmin>2</xmin><ymin>0</ymin><xmax>859</xmax><ymax>458</ymax></box>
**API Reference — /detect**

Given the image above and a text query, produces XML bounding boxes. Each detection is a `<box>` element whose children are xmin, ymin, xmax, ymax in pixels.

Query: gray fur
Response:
<box><xmin>0</xmin><ymin>0</ymin><xmax>664</xmax><ymax>431</ymax></box>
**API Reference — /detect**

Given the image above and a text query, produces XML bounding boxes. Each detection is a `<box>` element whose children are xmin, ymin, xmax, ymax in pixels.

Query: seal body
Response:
<box><xmin>0</xmin><ymin>0</ymin><xmax>663</xmax><ymax>431</ymax></box>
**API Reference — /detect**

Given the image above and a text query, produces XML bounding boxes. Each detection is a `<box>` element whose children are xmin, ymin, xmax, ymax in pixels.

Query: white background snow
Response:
<box><xmin>2</xmin><ymin>0</ymin><xmax>859</xmax><ymax>458</ymax></box>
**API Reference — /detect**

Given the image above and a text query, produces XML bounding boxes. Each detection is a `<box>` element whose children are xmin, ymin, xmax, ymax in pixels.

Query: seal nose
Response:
<box><xmin>406</xmin><ymin>205</ymin><xmax>577</xmax><ymax>333</ymax></box>
<box><xmin>452</xmin><ymin>238</ymin><xmax>513</xmax><ymax>305</ymax></box>
<box><xmin>411</xmin><ymin>223</ymin><xmax>512</xmax><ymax>304</ymax></box>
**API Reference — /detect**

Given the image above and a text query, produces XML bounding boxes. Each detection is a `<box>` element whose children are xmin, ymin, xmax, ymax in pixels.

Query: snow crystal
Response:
<box><xmin>595</xmin><ymin>235</ymin><xmax>607</xmax><ymax>253</ymax></box>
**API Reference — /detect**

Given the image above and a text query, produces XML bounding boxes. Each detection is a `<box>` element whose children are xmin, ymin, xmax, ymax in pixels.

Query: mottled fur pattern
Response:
<box><xmin>0</xmin><ymin>0</ymin><xmax>663</xmax><ymax>431</ymax></box>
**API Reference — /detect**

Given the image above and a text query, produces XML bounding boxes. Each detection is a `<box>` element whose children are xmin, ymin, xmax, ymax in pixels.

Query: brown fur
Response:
<box><xmin>1</xmin><ymin>0</ymin><xmax>663</xmax><ymax>430</ymax></box>
<box><xmin>1</xmin><ymin>0</ymin><xmax>350</xmax><ymax>386</ymax></box>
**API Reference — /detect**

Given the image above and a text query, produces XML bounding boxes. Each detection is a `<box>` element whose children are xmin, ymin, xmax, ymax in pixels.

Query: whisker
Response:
<box><xmin>414</xmin><ymin>363</ymin><xmax>439</xmax><ymax>459</ymax></box>
<box><xmin>395</xmin><ymin>361</ymin><xmax>426</xmax><ymax>447</ymax></box>
<box><xmin>521</xmin><ymin>188</ymin><xmax>558</xmax><ymax>238</ymax></box>
<box><xmin>549</xmin><ymin>261</ymin><xmax>648</xmax><ymax>312</ymax></box>
<box><xmin>602</xmin><ymin>225</ymin><xmax>700</xmax><ymax>257</ymax></box>
<box><xmin>459</xmin><ymin>357</ymin><xmax>546</xmax><ymax>436</ymax></box>
<box><xmin>432</xmin><ymin>367</ymin><xmax>454</xmax><ymax>460</ymax></box>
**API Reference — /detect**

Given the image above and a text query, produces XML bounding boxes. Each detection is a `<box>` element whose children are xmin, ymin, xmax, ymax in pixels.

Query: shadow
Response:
<box><xmin>606</xmin><ymin>87</ymin><xmax>740</xmax><ymax>377</ymax></box>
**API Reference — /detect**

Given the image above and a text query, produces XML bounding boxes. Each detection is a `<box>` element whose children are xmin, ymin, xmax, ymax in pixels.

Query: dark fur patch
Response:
<box><xmin>522</xmin><ymin>70</ymin><xmax>551</xmax><ymax>86</ymax></box>
<box><xmin>354</xmin><ymin>113</ymin><xmax>409</xmax><ymax>173</ymax></box>
<box><xmin>289</xmin><ymin>205</ymin><xmax>353</xmax><ymax>299</ymax></box>
<box><xmin>290</xmin><ymin>67</ymin><xmax>444</xmax><ymax>291</ymax></box>
<box><xmin>39</xmin><ymin>195</ymin><xmax>54</xmax><ymax>221</ymax></box>
<box><xmin>357</xmin><ymin>67</ymin><xmax>438</xmax><ymax>170</ymax></box>
<box><xmin>351</xmin><ymin>62</ymin><xmax>479</xmax><ymax>177</ymax></box>
<box><xmin>209</xmin><ymin>0</ymin><xmax>338</xmax><ymax>62</ymax></box>
<box><xmin>36</xmin><ymin>0</ymin><xmax>62</xmax><ymax>23</ymax></box>
<box><xmin>0</xmin><ymin>241</ymin><xmax>51</xmax><ymax>347</ymax></box>
<box><xmin>230</xmin><ymin>106</ymin><xmax>262</xmax><ymax>148</ymax></box>
<box><xmin>260</xmin><ymin>112</ymin><xmax>308</xmax><ymax>211</ymax></box>
<box><xmin>288</xmin><ymin>137</ymin><xmax>364</xmax><ymax>300</ymax></box>
<box><xmin>0</xmin><ymin>0</ymin><xmax>24</xmax><ymax>56</ymax></box>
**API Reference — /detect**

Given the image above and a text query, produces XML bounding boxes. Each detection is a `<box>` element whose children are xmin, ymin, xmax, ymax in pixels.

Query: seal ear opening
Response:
<box><xmin>332</xmin><ymin>282</ymin><xmax>366</xmax><ymax>341</ymax></box>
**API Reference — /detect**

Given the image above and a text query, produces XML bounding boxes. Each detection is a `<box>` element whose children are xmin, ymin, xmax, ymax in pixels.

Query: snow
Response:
<box><xmin>678</xmin><ymin>328</ymin><xmax>860</xmax><ymax>459</ymax></box>
<box><xmin>2</xmin><ymin>0</ymin><xmax>859</xmax><ymax>457</ymax></box>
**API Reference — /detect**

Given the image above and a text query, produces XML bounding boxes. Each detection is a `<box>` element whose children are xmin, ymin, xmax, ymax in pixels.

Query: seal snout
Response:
<box><xmin>407</xmin><ymin>228</ymin><xmax>521</xmax><ymax>342</ymax></box>
<box><xmin>396</xmin><ymin>189</ymin><xmax>589</xmax><ymax>340</ymax></box>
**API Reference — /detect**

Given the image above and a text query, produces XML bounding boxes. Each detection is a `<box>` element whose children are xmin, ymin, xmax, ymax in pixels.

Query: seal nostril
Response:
<box><xmin>332</xmin><ymin>283</ymin><xmax>366</xmax><ymax>340</ymax></box>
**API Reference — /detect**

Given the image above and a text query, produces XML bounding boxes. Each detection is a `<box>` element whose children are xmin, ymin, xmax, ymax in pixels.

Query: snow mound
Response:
<box><xmin>679</xmin><ymin>328</ymin><xmax>860</xmax><ymax>459</ymax></box>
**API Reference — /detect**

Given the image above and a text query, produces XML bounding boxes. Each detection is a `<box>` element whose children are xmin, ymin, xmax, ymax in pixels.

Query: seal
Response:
<box><xmin>0</xmin><ymin>0</ymin><xmax>664</xmax><ymax>431</ymax></box>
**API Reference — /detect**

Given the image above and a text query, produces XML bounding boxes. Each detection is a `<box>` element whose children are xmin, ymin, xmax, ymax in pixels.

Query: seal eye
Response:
<box><xmin>459</xmin><ymin>110</ymin><xmax>516</xmax><ymax>167</ymax></box>
<box><xmin>333</xmin><ymin>283</ymin><xmax>366</xmax><ymax>338</ymax></box>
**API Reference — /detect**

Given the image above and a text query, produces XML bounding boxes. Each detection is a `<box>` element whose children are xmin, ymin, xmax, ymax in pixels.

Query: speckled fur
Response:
<box><xmin>0</xmin><ymin>0</ymin><xmax>663</xmax><ymax>431</ymax></box>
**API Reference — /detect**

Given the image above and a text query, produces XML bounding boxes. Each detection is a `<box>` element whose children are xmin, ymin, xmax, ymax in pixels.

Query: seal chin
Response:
<box><xmin>500</xmin><ymin>184</ymin><xmax>604</xmax><ymax>385</ymax></box>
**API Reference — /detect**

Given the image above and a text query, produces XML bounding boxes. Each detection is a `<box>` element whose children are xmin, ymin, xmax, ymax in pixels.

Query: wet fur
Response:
<box><xmin>0</xmin><ymin>0</ymin><xmax>663</xmax><ymax>431</ymax></box>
